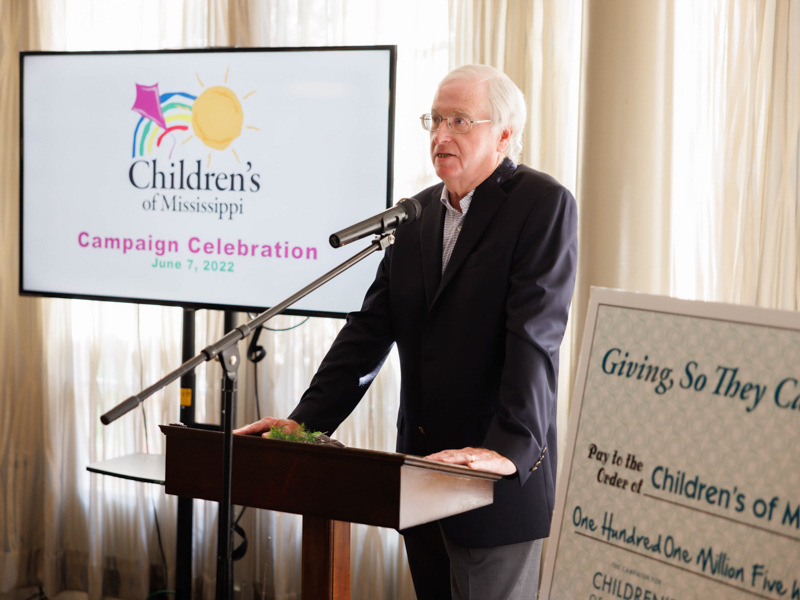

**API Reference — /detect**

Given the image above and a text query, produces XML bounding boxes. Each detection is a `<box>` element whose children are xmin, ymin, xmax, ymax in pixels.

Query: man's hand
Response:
<box><xmin>233</xmin><ymin>416</ymin><xmax>301</xmax><ymax>438</ymax></box>
<box><xmin>424</xmin><ymin>447</ymin><xmax>517</xmax><ymax>476</ymax></box>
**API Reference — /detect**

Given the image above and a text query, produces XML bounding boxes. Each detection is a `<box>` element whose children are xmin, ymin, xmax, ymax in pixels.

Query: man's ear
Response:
<box><xmin>497</xmin><ymin>127</ymin><xmax>512</xmax><ymax>154</ymax></box>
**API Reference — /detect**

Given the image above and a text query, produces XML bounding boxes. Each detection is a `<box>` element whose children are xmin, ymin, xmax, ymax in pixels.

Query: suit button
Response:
<box><xmin>418</xmin><ymin>426</ymin><xmax>425</xmax><ymax>435</ymax></box>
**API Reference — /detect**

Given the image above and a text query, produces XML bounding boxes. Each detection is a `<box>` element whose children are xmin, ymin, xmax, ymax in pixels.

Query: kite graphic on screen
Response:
<box><xmin>131</xmin><ymin>70</ymin><xmax>258</xmax><ymax>164</ymax></box>
<box><xmin>131</xmin><ymin>83</ymin><xmax>195</xmax><ymax>158</ymax></box>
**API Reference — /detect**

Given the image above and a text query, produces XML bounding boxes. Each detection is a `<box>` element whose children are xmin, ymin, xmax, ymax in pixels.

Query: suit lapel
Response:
<box><xmin>432</xmin><ymin>183</ymin><xmax>506</xmax><ymax>308</ymax></box>
<box><xmin>431</xmin><ymin>159</ymin><xmax>517</xmax><ymax>310</ymax></box>
<box><xmin>420</xmin><ymin>189</ymin><xmax>445</xmax><ymax>308</ymax></box>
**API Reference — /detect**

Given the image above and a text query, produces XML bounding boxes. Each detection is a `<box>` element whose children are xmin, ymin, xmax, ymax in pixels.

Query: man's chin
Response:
<box><xmin>433</xmin><ymin>162</ymin><xmax>458</xmax><ymax>181</ymax></box>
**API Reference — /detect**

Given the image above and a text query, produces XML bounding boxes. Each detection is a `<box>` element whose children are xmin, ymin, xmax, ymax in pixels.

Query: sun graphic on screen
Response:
<box><xmin>192</xmin><ymin>86</ymin><xmax>243</xmax><ymax>150</ymax></box>
<box><xmin>131</xmin><ymin>67</ymin><xmax>260</xmax><ymax>166</ymax></box>
<box><xmin>183</xmin><ymin>69</ymin><xmax>259</xmax><ymax>165</ymax></box>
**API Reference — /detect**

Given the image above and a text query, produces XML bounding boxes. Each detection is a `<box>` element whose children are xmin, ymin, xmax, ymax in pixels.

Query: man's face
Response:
<box><xmin>430</xmin><ymin>78</ymin><xmax>509</xmax><ymax>198</ymax></box>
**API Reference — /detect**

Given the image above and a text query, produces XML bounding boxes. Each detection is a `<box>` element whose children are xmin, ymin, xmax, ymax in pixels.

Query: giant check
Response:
<box><xmin>541</xmin><ymin>288</ymin><xmax>800</xmax><ymax>600</ymax></box>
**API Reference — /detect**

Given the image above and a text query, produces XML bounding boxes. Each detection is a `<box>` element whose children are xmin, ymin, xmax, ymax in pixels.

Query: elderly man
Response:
<box><xmin>235</xmin><ymin>64</ymin><xmax>577</xmax><ymax>599</ymax></box>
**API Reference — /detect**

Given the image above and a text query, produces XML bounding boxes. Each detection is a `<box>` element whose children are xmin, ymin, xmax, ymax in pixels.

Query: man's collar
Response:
<box><xmin>439</xmin><ymin>157</ymin><xmax>517</xmax><ymax>210</ymax></box>
<box><xmin>439</xmin><ymin>186</ymin><xmax>475</xmax><ymax>212</ymax></box>
<box><xmin>489</xmin><ymin>157</ymin><xmax>517</xmax><ymax>186</ymax></box>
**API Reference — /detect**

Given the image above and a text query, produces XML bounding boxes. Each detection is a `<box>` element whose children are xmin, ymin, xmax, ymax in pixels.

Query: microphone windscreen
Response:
<box><xmin>399</xmin><ymin>197</ymin><xmax>422</xmax><ymax>221</ymax></box>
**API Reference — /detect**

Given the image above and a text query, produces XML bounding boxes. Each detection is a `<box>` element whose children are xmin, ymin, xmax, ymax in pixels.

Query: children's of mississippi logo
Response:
<box><xmin>129</xmin><ymin>71</ymin><xmax>261</xmax><ymax>220</ymax></box>
<box><xmin>131</xmin><ymin>71</ymin><xmax>259</xmax><ymax>163</ymax></box>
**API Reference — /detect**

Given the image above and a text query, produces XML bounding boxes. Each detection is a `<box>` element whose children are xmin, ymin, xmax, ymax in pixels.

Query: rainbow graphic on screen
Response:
<box><xmin>131</xmin><ymin>84</ymin><xmax>196</xmax><ymax>158</ymax></box>
<box><xmin>131</xmin><ymin>76</ymin><xmax>257</xmax><ymax>164</ymax></box>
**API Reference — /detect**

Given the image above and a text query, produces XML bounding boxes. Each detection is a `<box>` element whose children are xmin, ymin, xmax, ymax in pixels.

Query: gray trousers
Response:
<box><xmin>403</xmin><ymin>521</ymin><xmax>543</xmax><ymax>600</ymax></box>
<box><xmin>441</xmin><ymin>527</ymin><xmax>543</xmax><ymax>600</ymax></box>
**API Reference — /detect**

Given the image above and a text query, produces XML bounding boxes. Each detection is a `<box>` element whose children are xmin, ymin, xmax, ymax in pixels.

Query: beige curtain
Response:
<box><xmin>574</xmin><ymin>0</ymin><xmax>800</xmax><ymax>357</ymax></box>
<box><xmin>572</xmin><ymin>0</ymin><xmax>676</xmax><ymax>383</ymax></box>
<box><xmin>0</xmin><ymin>0</ymin><xmax>46</xmax><ymax>591</ymax></box>
<box><xmin>671</xmin><ymin>0</ymin><xmax>800</xmax><ymax>310</ymax></box>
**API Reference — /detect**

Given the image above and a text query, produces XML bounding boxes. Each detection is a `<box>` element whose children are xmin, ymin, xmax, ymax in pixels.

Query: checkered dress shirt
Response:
<box><xmin>440</xmin><ymin>186</ymin><xmax>475</xmax><ymax>275</ymax></box>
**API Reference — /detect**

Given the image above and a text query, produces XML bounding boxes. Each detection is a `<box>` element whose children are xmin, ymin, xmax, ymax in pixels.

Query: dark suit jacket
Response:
<box><xmin>290</xmin><ymin>158</ymin><xmax>577</xmax><ymax>547</ymax></box>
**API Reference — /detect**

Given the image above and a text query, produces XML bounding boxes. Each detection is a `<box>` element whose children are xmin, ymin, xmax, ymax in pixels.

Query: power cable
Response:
<box><xmin>246</xmin><ymin>315</ymin><xmax>309</xmax><ymax>420</ymax></box>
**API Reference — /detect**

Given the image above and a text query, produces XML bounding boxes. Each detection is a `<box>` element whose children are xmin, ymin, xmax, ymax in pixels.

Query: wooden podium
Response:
<box><xmin>160</xmin><ymin>425</ymin><xmax>500</xmax><ymax>599</ymax></box>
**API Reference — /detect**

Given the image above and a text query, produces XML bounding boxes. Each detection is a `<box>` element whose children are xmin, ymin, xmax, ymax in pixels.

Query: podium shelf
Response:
<box><xmin>87</xmin><ymin>452</ymin><xmax>166</xmax><ymax>485</ymax></box>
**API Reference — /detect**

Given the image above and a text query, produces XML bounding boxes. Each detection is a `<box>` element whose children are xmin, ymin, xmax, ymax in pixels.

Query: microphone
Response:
<box><xmin>329</xmin><ymin>198</ymin><xmax>422</xmax><ymax>248</ymax></box>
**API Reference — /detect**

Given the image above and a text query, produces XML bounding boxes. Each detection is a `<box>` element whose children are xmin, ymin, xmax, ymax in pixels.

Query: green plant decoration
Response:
<box><xmin>267</xmin><ymin>423</ymin><xmax>322</xmax><ymax>444</ymax></box>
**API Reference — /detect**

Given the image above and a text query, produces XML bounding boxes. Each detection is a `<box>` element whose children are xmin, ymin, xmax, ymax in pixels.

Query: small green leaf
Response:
<box><xmin>267</xmin><ymin>423</ymin><xmax>322</xmax><ymax>444</ymax></box>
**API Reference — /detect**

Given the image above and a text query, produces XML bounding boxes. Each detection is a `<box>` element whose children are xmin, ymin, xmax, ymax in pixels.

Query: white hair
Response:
<box><xmin>438</xmin><ymin>64</ymin><xmax>527</xmax><ymax>162</ymax></box>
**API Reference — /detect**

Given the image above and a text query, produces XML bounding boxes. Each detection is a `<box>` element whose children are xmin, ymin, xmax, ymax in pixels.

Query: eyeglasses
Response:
<box><xmin>420</xmin><ymin>113</ymin><xmax>492</xmax><ymax>134</ymax></box>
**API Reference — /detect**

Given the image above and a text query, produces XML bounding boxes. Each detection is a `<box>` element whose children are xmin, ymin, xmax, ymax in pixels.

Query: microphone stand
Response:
<box><xmin>101</xmin><ymin>231</ymin><xmax>396</xmax><ymax>600</ymax></box>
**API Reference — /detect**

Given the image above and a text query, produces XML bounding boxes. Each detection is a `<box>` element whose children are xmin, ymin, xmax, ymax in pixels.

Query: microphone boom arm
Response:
<box><xmin>101</xmin><ymin>230</ymin><xmax>396</xmax><ymax>425</ymax></box>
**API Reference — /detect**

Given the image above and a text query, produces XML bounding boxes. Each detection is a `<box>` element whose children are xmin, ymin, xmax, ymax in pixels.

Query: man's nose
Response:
<box><xmin>433</xmin><ymin>123</ymin><xmax>452</xmax><ymax>144</ymax></box>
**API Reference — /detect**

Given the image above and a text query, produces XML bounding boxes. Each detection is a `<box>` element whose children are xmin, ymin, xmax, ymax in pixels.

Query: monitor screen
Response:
<box><xmin>20</xmin><ymin>46</ymin><xmax>396</xmax><ymax>317</ymax></box>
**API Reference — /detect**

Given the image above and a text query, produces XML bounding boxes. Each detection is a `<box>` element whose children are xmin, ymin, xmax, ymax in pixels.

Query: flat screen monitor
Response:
<box><xmin>20</xmin><ymin>46</ymin><xmax>396</xmax><ymax>317</ymax></box>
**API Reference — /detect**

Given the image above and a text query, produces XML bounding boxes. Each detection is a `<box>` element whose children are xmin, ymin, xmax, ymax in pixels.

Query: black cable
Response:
<box><xmin>235</xmin><ymin>505</ymin><xmax>246</xmax><ymax>526</ymax></box>
<box><xmin>145</xmin><ymin>591</ymin><xmax>175</xmax><ymax>599</ymax></box>
<box><xmin>246</xmin><ymin>313</ymin><xmax>310</xmax><ymax>332</ymax></box>
<box><xmin>247</xmin><ymin>325</ymin><xmax>266</xmax><ymax>421</ymax></box>
<box><xmin>262</xmin><ymin>318</ymin><xmax>309</xmax><ymax>332</ymax></box>
<box><xmin>232</xmin><ymin>505</ymin><xmax>248</xmax><ymax>561</ymax></box>
<box><xmin>22</xmin><ymin>586</ymin><xmax>48</xmax><ymax>600</ymax></box>
<box><xmin>247</xmin><ymin>313</ymin><xmax>311</xmax><ymax>331</ymax></box>
<box><xmin>246</xmin><ymin>315</ymin><xmax>310</xmax><ymax>420</ymax></box>
<box><xmin>152</xmin><ymin>494</ymin><xmax>169</xmax><ymax>583</ymax></box>
<box><xmin>253</xmin><ymin>364</ymin><xmax>262</xmax><ymax>421</ymax></box>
